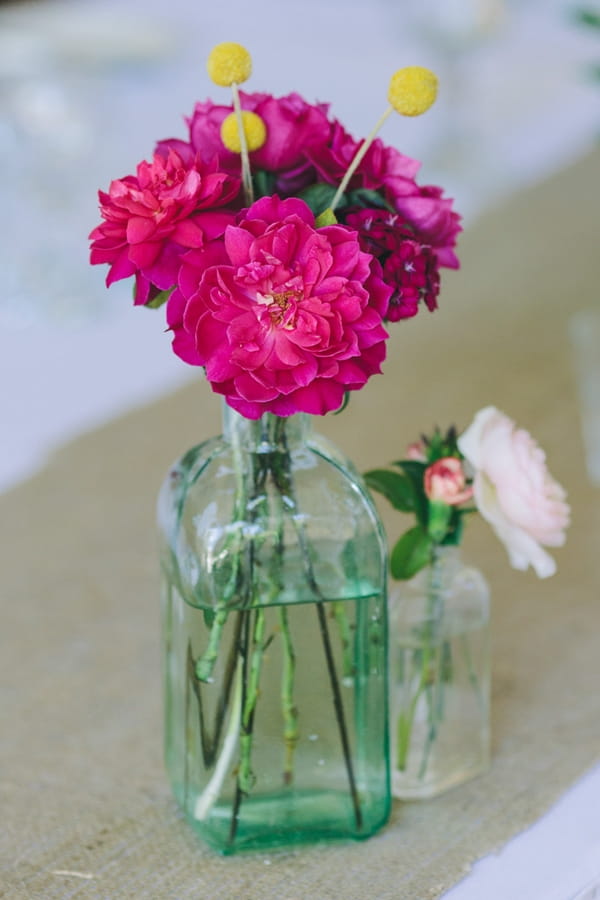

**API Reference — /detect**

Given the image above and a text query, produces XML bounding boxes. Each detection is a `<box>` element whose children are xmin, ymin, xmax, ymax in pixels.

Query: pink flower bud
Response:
<box><xmin>406</xmin><ymin>440</ymin><xmax>427</xmax><ymax>462</ymax></box>
<box><xmin>424</xmin><ymin>457</ymin><xmax>473</xmax><ymax>506</ymax></box>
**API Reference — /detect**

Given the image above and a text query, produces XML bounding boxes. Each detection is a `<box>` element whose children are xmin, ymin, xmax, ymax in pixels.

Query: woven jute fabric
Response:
<box><xmin>1</xmin><ymin>150</ymin><xmax>599</xmax><ymax>900</ymax></box>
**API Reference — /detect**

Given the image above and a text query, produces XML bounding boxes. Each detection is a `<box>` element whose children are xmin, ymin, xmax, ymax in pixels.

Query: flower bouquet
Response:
<box><xmin>89</xmin><ymin>43</ymin><xmax>461</xmax><ymax>852</ymax></box>
<box><xmin>366</xmin><ymin>406</ymin><xmax>570</xmax><ymax>797</ymax></box>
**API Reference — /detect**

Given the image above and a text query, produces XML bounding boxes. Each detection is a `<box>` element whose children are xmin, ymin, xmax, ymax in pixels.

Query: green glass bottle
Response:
<box><xmin>158</xmin><ymin>405</ymin><xmax>390</xmax><ymax>854</ymax></box>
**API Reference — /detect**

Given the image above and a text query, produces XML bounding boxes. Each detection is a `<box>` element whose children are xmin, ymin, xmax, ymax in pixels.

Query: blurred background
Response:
<box><xmin>1</xmin><ymin>0</ymin><xmax>599</xmax><ymax>490</ymax></box>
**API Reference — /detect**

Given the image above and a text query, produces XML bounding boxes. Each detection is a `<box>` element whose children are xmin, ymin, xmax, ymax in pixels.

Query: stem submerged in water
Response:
<box><xmin>188</xmin><ymin>413</ymin><xmax>364</xmax><ymax>845</ymax></box>
<box><xmin>279</xmin><ymin>605</ymin><xmax>298</xmax><ymax>785</ymax></box>
<box><xmin>272</xmin><ymin>421</ymin><xmax>363</xmax><ymax>830</ymax></box>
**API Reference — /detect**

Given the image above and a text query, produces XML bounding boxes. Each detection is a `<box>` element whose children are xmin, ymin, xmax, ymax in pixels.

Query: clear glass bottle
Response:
<box><xmin>389</xmin><ymin>546</ymin><xmax>490</xmax><ymax>799</ymax></box>
<box><xmin>158</xmin><ymin>405</ymin><xmax>390</xmax><ymax>853</ymax></box>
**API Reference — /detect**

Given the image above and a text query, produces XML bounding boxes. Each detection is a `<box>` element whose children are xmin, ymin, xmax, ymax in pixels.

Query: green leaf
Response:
<box><xmin>393</xmin><ymin>460</ymin><xmax>428</xmax><ymax>527</ymax></box>
<box><xmin>364</xmin><ymin>468</ymin><xmax>415</xmax><ymax>512</ymax></box>
<box><xmin>146</xmin><ymin>288</ymin><xmax>173</xmax><ymax>309</ymax></box>
<box><xmin>390</xmin><ymin>526</ymin><xmax>434</xmax><ymax>580</ymax></box>
<box><xmin>442</xmin><ymin>509</ymin><xmax>466</xmax><ymax>546</ymax></box>
<box><xmin>426</xmin><ymin>428</ymin><xmax>445</xmax><ymax>461</ymax></box>
<box><xmin>253</xmin><ymin>169</ymin><xmax>276</xmax><ymax>198</ymax></box>
<box><xmin>298</xmin><ymin>183</ymin><xmax>338</xmax><ymax>216</ymax></box>
<box><xmin>315</xmin><ymin>207</ymin><xmax>337</xmax><ymax>227</ymax></box>
<box><xmin>394</xmin><ymin>459</ymin><xmax>426</xmax><ymax>478</ymax></box>
<box><xmin>345</xmin><ymin>187</ymin><xmax>395</xmax><ymax>212</ymax></box>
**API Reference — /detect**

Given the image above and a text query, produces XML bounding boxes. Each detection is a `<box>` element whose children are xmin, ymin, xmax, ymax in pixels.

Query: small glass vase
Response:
<box><xmin>157</xmin><ymin>404</ymin><xmax>390</xmax><ymax>854</ymax></box>
<box><xmin>389</xmin><ymin>547</ymin><xmax>490</xmax><ymax>799</ymax></box>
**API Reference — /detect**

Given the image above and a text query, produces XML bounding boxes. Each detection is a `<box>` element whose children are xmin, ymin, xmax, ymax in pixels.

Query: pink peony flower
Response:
<box><xmin>164</xmin><ymin>93</ymin><xmax>331</xmax><ymax>193</ymax></box>
<box><xmin>309</xmin><ymin>121</ymin><xmax>420</xmax><ymax>203</ymax></box>
<box><xmin>424</xmin><ymin>457</ymin><xmax>473</xmax><ymax>506</ymax></box>
<box><xmin>309</xmin><ymin>121</ymin><xmax>461</xmax><ymax>268</ymax></box>
<box><xmin>89</xmin><ymin>149</ymin><xmax>239</xmax><ymax>304</ymax></box>
<box><xmin>394</xmin><ymin>185</ymin><xmax>462</xmax><ymax>269</ymax></box>
<box><xmin>458</xmin><ymin>407</ymin><xmax>570</xmax><ymax>578</ymax></box>
<box><xmin>168</xmin><ymin>195</ymin><xmax>391</xmax><ymax>418</ymax></box>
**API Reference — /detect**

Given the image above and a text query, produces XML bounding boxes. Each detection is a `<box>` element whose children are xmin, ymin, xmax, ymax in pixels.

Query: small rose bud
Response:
<box><xmin>424</xmin><ymin>457</ymin><xmax>473</xmax><ymax>506</ymax></box>
<box><xmin>406</xmin><ymin>440</ymin><xmax>427</xmax><ymax>462</ymax></box>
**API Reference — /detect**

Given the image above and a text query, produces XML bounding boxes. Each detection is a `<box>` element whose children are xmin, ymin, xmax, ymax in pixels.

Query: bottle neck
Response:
<box><xmin>222</xmin><ymin>403</ymin><xmax>312</xmax><ymax>452</ymax></box>
<box><xmin>432</xmin><ymin>545</ymin><xmax>461</xmax><ymax>565</ymax></box>
<box><xmin>429</xmin><ymin>544</ymin><xmax>462</xmax><ymax>591</ymax></box>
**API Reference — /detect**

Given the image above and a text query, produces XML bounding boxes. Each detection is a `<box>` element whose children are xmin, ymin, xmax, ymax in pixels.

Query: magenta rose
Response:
<box><xmin>168</xmin><ymin>195</ymin><xmax>391</xmax><ymax>418</ymax></box>
<box><xmin>89</xmin><ymin>149</ymin><xmax>239</xmax><ymax>304</ymax></box>
<box><xmin>394</xmin><ymin>185</ymin><xmax>462</xmax><ymax>269</ymax></box>
<box><xmin>161</xmin><ymin>92</ymin><xmax>331</xmax><ymax>194</ymax></box>
<box><xmin>309</xmin><ymin>121</ymin><xmax>461</xmax><ymax>267</ymax></box>
<box><xmin>309</xmin><ymin>120</ymin><xmax>420</xmax><ymax>203</ymax></box>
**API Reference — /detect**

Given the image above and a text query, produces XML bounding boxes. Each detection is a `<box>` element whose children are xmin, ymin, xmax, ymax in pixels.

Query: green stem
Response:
<box><xmin>193</xmin><ymin>659</ymin><xmax>243</xmax><ymax>820</ymax></box>
<box><xmin>271</xmin><ymin>421</ymin><xmax>362</xmax><ymax>830</ymax></box>
<box><xmin>228</xmin><ymin>450</ymin><xmax>269</xmax><ymax>846</ymax></box>
<box><xmin>228</xmin><ymin>609</ymin><xmax>252</xmax><ymax>846</ymax></box>
<box><xmin>395</xmin><ymin>550</ymin><xmax>448</xmax><ymax>777</ymax></box>
<box><xmin>330</xmin><ymin>105</ymin><xmax>393</xmax><ymax>211</ymax></box>
<box><xmin>268</xmin><ymin>465</ymin><xmax>299</xmax><ymax>785</ymax></box>
<box><xmin>279</xmin><ymin>605</ymin><xmax>298</xmax><ymax>784</ymax></box>
<box><xmin>238</xmin><ymin>608</ymin><xmax>266</xmax><ymax>793</ymax></box>
<box><xmin>196</xmin><ymin>608</ymin><xmax>228</xmax><ymax>682</ymax></box>
<box><xmin>316</xmin><ymin>601</ymin><xmax>363</xmax><ymax>829</ymax></box>
<box><xmin>332</xmin><ymin>601</ymin><xmax>354</xmax><ymax>681</ymax></box>
<box><xmin>195</xmin><ymin>426</ymin><xmax>249</xmax><ymax>683</ymax></box>
<box><xmin>396</xmin><ymin>677</ymin><xmax>425</xmax><ymax>771</ymax></box>
<box><xmin>417</xmin><ymin>554</ymin><xmax>446</xmax><ymax>780</ymax></box>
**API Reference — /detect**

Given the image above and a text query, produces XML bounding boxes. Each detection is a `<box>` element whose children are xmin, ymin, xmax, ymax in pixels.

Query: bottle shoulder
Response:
<box><xmin>156</xmin><ymin>430</ymin><xmax>387</xmax><ymax>609</ymax></box>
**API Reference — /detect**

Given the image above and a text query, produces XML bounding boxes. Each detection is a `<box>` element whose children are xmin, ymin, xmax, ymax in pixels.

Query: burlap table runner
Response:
<box><xmin>2</xmin><ymin>149</ymin><xmax>599</xmax><ymax>900</ymax></box>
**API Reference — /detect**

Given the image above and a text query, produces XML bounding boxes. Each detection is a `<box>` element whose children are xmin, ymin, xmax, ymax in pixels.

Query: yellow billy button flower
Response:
<box><xmin>221</xmin><ymin>111</ymin><xmax>267</xmax><ymax>154</ymax></box>
<box><xmin>388</xmin><ymin>66</ymin><xmax>438</xmax><ymax>116</ymax></box>
<box><xmin>206</xmin><ymin>42</ymin><xmax>252</xmax><ymax>87</ymax></box>
<box><xmin>206</xmin><ymin>41</ymin><xmax>255</xmax><ymax>204</ymax></box>
<box><xmin>330</xmin><ymin>65</ymin><xmax>438</xmax><ymax>213</ymax></box>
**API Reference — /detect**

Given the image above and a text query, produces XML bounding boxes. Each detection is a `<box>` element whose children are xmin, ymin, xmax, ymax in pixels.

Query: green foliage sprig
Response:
<box><xmin>365</xmin><ymin>426</ymin><xmax>475</xmax><ymax>580</ymax></box>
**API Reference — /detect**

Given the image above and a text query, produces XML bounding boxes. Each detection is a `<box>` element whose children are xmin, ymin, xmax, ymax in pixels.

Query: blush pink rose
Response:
<box><xmin>168</xmin><ymin>195</ymin><xmax>391</xmax><ymax>418</ymax></box>
<box><xmin>424</xmin><ymin>457</ymin><xmax>473</xmax><ymax>505</ymax></box>
<box><xmin>458</xmin><ymin>407</ymin><xmax>570</xmax><ymax>578</ymax></box>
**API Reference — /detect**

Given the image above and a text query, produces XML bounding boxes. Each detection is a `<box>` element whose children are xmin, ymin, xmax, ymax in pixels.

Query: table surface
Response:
<box><xmin>1</xmin><ymin>1</ymin><xmax>600</xmax><ymax>897</ymax></box>
<box><xmin>2</xmin><ymin>147</ymin><xmax>600</xmax><ymax>900</ymax></box>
